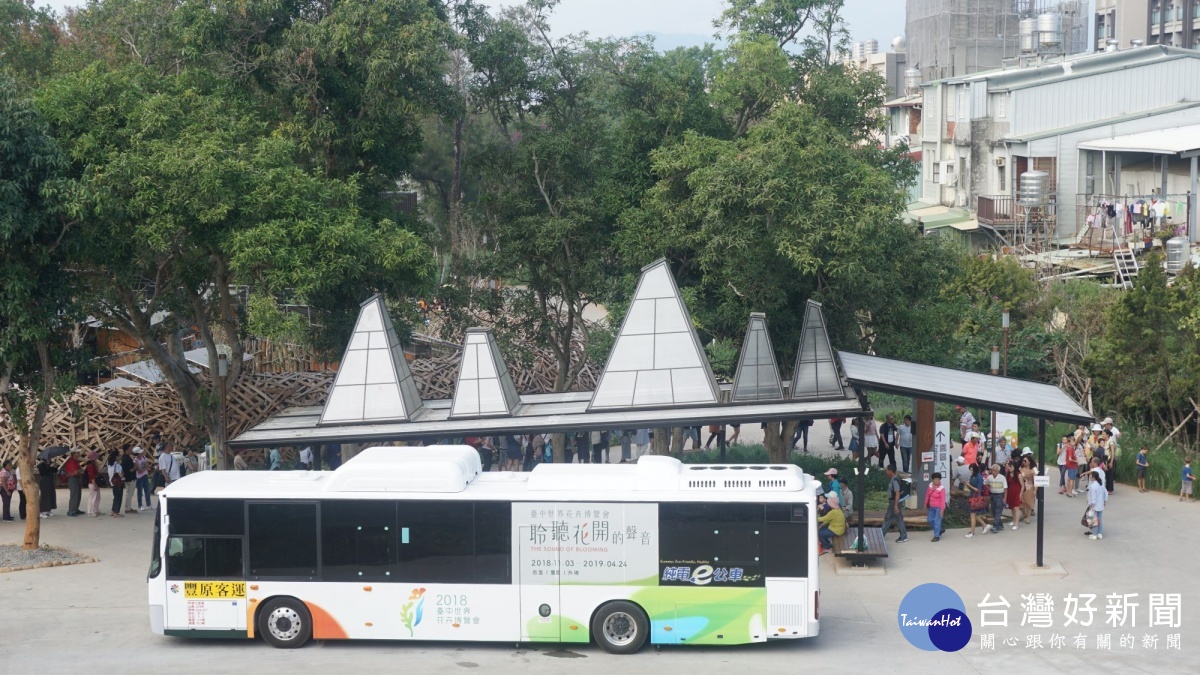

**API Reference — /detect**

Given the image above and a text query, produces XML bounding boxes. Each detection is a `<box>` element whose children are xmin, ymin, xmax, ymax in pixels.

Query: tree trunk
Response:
<box><xmin>763</xmin><ymin>420</ymin><xmax>799</xmax><ymax>464</ymax></box>
<box><xmin>669</xmin><ymin>427</ymin><xmax>684</xmax><ymax>458</ymax></box>
<box><xmin>551</xmin><ymin>432</ymin><xmax>566</xmax><ymax>464</ymax></box>
<box><xmin>450</xmin><ymin>113</ymin><xmax>465</xmax><ymax>255</ymax></box>
<box><xmin>20</xmin><ymin>340</ymin><xmax>54</xmax><ymax>549</ymax></box>
<box><xmin>650</xmin><ymin>428</ymin><xmax>669</xmax><ymax>456</ymax></box>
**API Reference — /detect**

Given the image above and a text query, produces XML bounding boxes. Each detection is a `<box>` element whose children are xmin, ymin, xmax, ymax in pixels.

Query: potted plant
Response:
<box><xmin>1155</xmin><ymin>225</ymin><xmax>1176</xmax><ymax>247</ymax></box>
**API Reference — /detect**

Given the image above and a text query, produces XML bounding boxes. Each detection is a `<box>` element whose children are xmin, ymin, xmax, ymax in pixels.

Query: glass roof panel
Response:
<box><xmin>363</xmin><ymin>383</ymin><xmax>403</xmax><ymax>419</ymax></box>
<box><xmin>732</xmin><ymin>313</ymin><xmax>784</xmax><ymax>402</ymax></box>
<box><xmin>632</xmin><ymin>370</ymin><xmax>673</xmax><ymax>406</ymax></box>
<box><xmin>623</xmin><ymin>299</ymin><xmax>657</xmax><ymax>335</ymax></box>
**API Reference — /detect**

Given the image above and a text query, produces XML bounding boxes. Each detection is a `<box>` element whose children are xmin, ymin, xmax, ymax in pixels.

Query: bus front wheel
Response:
<box><xmin>258</xmin><ymin>597</ymin><xmax>312</xmax><ymax>649</ymax></box>
<box><xmin>591</xmin><ymin>601</ymin><xmax>649</xmax><ymax>655</ymax></box>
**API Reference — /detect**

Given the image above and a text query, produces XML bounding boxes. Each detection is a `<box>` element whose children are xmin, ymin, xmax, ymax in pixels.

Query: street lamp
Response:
<box><xmin>990</xmin><ymin>346</ymin><xmax>999</xmax><ymax>464</ymax></box>
<box><xmin>1002</xmin><ymin>308</ymin><xmax>1010</xmax><ymax>377</ymax></box>
<box><xmin>218</xmin><ymin>353</ymin><xmax>229</xmax><ymax>471</ymax></box>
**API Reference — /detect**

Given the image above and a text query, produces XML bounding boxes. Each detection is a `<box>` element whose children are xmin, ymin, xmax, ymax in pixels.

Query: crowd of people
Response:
<box><xmin>0</xmin><ymin>433</ymin><xmax>197</xmax><ymax>524</ymax></box>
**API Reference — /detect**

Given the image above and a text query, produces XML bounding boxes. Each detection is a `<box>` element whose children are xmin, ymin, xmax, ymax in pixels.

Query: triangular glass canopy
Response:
<box><xmin>319</xmin><ymin>295</ymin><xmax>424</xmax><ymax>425</ymax></box>
<box><xmin>731</xmin><ymin>313</ymin><xmax>784</xmax><ymax>402</ymax></box>
<box><xmin>450</xmin><ymin>328</ymin><xmax>521</xmax><ymax>418</ymax></box>
<box><xmin>588</xmin><ymin>259</ymin><xmax>720</xmax><ymax>411</ymax></box>
<box><xmin>790</xmin><ymin>300</ymin><xmax>844</xmax><ymax>400</ymax></box>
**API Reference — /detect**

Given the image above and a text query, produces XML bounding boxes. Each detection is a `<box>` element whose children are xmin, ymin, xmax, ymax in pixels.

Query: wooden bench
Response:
<box><xmin>832</xmin><ymin>526</ymin><xmax>888</xmax><ymax>566</ymax></box>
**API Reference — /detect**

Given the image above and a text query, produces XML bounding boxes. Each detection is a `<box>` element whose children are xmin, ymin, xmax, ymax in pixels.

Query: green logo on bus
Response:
<box><xmin>401</xmin><ymin>587</ymin><xmax>426</xmax><ymax>636</ymax></box>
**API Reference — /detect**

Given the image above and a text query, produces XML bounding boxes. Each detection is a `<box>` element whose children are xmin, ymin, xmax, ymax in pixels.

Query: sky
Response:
<box><xmin>43</xmin><ymin>0</ymin><xmax>908</xmax><ymax>46</ymax></box>
<box><xmin>490</xmin><ymin>0</ymin><xmax>907</xmax><ymax>45</ymax></box>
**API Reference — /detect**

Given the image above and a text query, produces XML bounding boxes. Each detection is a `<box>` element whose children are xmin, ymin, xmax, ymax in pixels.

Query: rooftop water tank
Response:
<box><xmin>1038</xmin><ymin>13</ymin><xmax>1063</xmax><ymax>48</ymax></box>
<box><xmin>1019</xmin><ymin>18</ymin><xmax>1037</xmax><ymax>54</ymax></box>
<box><xmin>1019</xmin><ymin>171</ymin><xmax>1051</xmax><ymax>207</ymax></box>
<box><xmin>904</xmin><ymin>67</ymin><xmax>921</xmax><ymax>95</ymax></box>
<box><xmin>1166</xmin><ymin>237</ymin><xmax>1188</xmax><ymax>272</ymax></box>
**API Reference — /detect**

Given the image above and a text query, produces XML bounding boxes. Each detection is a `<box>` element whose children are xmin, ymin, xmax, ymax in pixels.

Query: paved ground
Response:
<box><xmin>2</xmin><ymin>479</ymin><xmax>1196</xmax><ymax>674</ymax></box>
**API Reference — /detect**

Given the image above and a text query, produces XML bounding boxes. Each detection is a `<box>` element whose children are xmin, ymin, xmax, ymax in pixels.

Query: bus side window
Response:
<box><xmin>397</xmin><ymin>501</ymin><xmax>474</xmax><ymax>583</ymax></box>
<box><xmin>473</xmin><ymin>502</ymin><xmax>511</xmax><ymax>584</ymax></box>
<box><xmin>321</xmin><ymin>500</ymin><xmax>398</xmax><ymax>581</ymax></box>
<box><xmin>248</xmin><ymin>502</ymin><xmax>318</xmax><ymax>579</ymax></box>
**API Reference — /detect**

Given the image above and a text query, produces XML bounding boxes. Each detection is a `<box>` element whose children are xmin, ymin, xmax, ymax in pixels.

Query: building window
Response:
<box><xmin>998</xmin><ymin>165</ymin><xmax>1007</xmax><ymax>192</ymax></box>
<box><xmin>932</xmin><ymin>161</ymin><xmax>941</xmax><ymax>183</ymax></box>
<box><xmin>995</xmin><ymin>95</ymin><xmax>1007</xmax><ymax>118</ymax></box>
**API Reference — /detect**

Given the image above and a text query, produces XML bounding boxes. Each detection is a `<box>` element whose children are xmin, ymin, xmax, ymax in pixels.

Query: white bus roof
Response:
<box><xmin>162</xmin><ymin>446</ymin><xmax>816</xmax><ymax>503</ymax></box>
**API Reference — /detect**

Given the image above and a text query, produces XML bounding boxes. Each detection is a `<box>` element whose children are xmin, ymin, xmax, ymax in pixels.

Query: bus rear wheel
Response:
<box><xmin>258</xmin><ymin>598</ymin><xmax>312</xmax><ymax>649</ymax></box>
<box><xmin>592</xmin><ymin>601</ymin><xmax>648</xmax><ymax>655</ymax></box>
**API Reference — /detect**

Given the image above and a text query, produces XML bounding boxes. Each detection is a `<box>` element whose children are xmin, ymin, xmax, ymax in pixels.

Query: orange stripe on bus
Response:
<box><xmin>305</xmin><ymin>601</ymin><xmax>349</xmax><ymax>639</ymax></box>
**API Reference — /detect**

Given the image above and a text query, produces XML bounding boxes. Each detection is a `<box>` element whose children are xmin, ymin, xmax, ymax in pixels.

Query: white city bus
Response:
<box><xmin>148</xmin><ymin>446</ymin><xmax>819</xmax><ymax>653</ymax></box>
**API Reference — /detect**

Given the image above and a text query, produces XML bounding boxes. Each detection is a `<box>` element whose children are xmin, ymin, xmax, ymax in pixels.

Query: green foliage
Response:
<box><xmin>704</xmin><ymin>338</ymin><xmax>740</xmax><ymax>380</ymax></box>
<box><xmin>0</xmin><ymin>0</ymin><xmax>58</xmax><ymax>89</ymax></box>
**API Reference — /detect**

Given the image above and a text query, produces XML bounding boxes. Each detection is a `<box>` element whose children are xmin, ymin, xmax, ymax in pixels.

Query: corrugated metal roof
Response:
<box><xmin>837</xmin><ymin>351</ymin><xmax>1092</xmax><ymax>424</ymax></box>
<box><xmin>928</xmin><ymin>45</ymin><xmax>1198</xmax><ymax>90</ymax></box>
<box><xmin>1001</xmin><ymin>101</ymin><xmax>1200</xmax><ymax>143</ymax></box>
<box><xmin>1077</xmin><ymin>124</ymin><xmax>1200</xmax><ymax>155</ymax></box>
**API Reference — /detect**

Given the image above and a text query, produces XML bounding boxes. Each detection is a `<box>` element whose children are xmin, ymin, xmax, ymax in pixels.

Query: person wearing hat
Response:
<box><xmin>64</xmin><ymin>449</ymin><xmax>84</xmax><ymax>517</ymax></box>
<box><xmin>1102</xmin><ymin>417</ymin><xmax>1121</xmax><ymax>443</ymax></box>
<box><xmin>817</xmin><ymin>492</ymin><xmax>846</xmax><ymax>554</ymax></box>
<box><xmin>1018</xmin><ymin>452</ymin><xmax>1036</xmax><ymax>526</ymax></box>
<box><xmin>1087</xmin><ymin>468</ymin><xmax>1107</xmax><ymax>540</ymax></box>
<box><xmin>84</xmin><ymin>451</ymin><xmax>102</xmax><ymax>517</ymax></box>
<box><xmin>824</xmin><ymin>468</ymin><xmax>842</xmax><ymax>503</ymax></box>
<box><xmin>951</xmin><ymin>455</ymin><xmax>972</xmax><ymax>497</ymax></box>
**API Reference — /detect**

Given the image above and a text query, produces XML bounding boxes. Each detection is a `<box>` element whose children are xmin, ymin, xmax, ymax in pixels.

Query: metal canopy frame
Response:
<box><xmin>837</xmin><ymin>351</ymin><xmax>1093</xmax><ymax>425</ymax></box>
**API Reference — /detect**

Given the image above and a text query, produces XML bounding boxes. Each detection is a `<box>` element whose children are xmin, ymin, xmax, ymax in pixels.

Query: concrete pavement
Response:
<box><xmin>1</xmin><ymin>483</ymin><xmax>1195</xmax><ymax>674</ymax></box>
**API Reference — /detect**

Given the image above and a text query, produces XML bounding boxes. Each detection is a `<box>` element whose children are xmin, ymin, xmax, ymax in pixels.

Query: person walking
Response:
<box><xmin>965</xmin><ymin>464</ymin><xmax>987</xmax><ymax>538</ymax></box>
<box><xmin>1057</xmin><ymin>434</ymin><xmax>1070</xmax><ymax>494</ymax></box>
<box><xmin>133</xmin><ymin>447</ymin><xmax>151</xmax><ymax>511</ymax></box>
<box><xmin>1087</xmin><ymin>468</ymin><xmax>1107</xmax><ymax>540</ymax></box>
<box><xmin>158</xmin><ymin>444</ymin><xmax>181</xmax><ymax>486</ymax></box>
<box><xmin>898</xmin><ymin>415</ymin><xmax>914</xmax><ymax>473</ymax></box>
<box><xmin>85</xmin><ymin>451</ymin><xmax>102</xmax><ymax>517</ymax></box>
<box><xmin>120</xmin><ymin>445</ymin><xmax>137</xmax><ymax>514</ymax></box>
<box><xmin>268</xmin><ymin>447</ymin><xmax>281</xmax><ymax>471</ymax></box>
<box><xmin>792</xmin><ymin>419</ymin><xmax>813</xmax><ymax>453</ymax></box>
<box><xmin>1181</xmin><ymin>460</ymin><xmax>1195</xmax><ymax>502</ymax></box>
<box><xmin>1136</xmin><ymin>446</ymin><xmax>1149</xmax><ymax>492</ymax></box>
<box><xmin>1004</xmin><ymin>462</ymin><xmax>1023</xmax><ymax>530</ymax></box>
<box><xmin>878</xmin><ymin>415</ymin><xmax>898</xmax><ymax>469</ymax></box>
<box><xmin>233</xmin><ymin>450</ymin><xmax>249</xmax><ymax>471</ymax></box>
<box><xmin>984</xmin><ymin>464</ymin><xmax>1007</xmax><ymax>534</ymax></box>
<box><xmin>64</xmin><ymin>449</ymin><xmax>85</xmax><ymax>516</ymax></box>
<box><xmin>828</xmin><ymin>417</ymin><xmax>845</xmax><ymax>450</ymax></box>
<box><xmin>956</xmin><ymin>406</ymin><xmax>976</xmax><ymax>447</ymax></box>
<box><xmin>925</xmin><ymin>471</ymin><xmax>947</xmax><ymax>541</ymax></box>
<box><xmin>298</xmin><ymin>446</ymin><xmax>313</xmax><ymax>471</ymax></box>
<box><xmin>880</xmin><ymin>464</ymin><xmax>908</xmax><ymax>543</ymax></box>
<box><xmin>632</xmin><ymin>429</ymin><xmax>650</xmax><ymax>459</ymax></box>
<box><xmin>817</xmin><ymin>492</ymin><xmax>846</xmax><ymax>554</ymax></box>
<box><xmin>15</xmin><ymin>462</ymin><xmax>26</xmax><ymax>520</ymax></box>
<box><xmin>36</xmin><ymin>456</ymin><xmax>57</xmax><ymax>518</ymax></box>
<box><xmin>106</xmin><ymin>451</ymin><xmax>125</xmax><ymax>518</ymax></box>
<box><xmin>0</xmin><ymin>460</ymin><xmax>15</xmax><ymax>522</ymax></box>
<box><xmin>864</xmin><ymin>417</ymin><xmax>879</xmax><ymax>465</ymax></box>
<box><xmin>1019</xmin><ymin>452</ymin><xmax>1036</xmax><ymax>526</ymax></box>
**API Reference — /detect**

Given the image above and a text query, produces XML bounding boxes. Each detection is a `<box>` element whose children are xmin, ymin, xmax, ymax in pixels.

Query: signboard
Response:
<box><xmin>515</xmin><ymin>503</ymin><xmax>657</xmax><ymax>586</ymax></box>
<box><xmin>921</xmin><ymin>452</ymin><xmax>934</xmax><ymax>464</ymax></box>
<box><xmin>1034</xmin><ymin>474</ymin><xmax>1050</xmax><ymax>488</ymax></box>
<box><xmin>995</xmin><ymin>412</ymin><xmax>1019</xmax><ymax>447</ymax></box>
<box><xmin>933</xmin><ymin>421</ymin><xmax>951</xmax><ymax>484</ymax></box>
<box><xmin>183</xmin><ymin>581</ymin><xmax>246</xmax><ymax>599</ymax></box>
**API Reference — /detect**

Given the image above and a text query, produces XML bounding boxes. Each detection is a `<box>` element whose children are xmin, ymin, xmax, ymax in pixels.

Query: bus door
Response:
<box><xmin>517</xmin><ymin>525</ymin><xmax>560</xmax><ymax>641</ymax></box>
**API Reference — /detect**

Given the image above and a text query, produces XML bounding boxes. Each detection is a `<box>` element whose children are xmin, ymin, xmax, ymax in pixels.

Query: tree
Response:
<box><xmin>39</xmin><ymin>64</ymin><xmax>433</xmax><ymax>462</ymax></box>
<box><xmin>0</xmin><ymin>75</ymin><xmax>78</xmax><ymax>549</ymax></box>
<box><xmin>1089</xmin><ymin>252</ymin><xmax>1188</xmax><ymax>431</ymax></box>
<box><xmin>0</xmin><ymin>0</ymin><xmax>59</xmax><ymax>89</ymax></box>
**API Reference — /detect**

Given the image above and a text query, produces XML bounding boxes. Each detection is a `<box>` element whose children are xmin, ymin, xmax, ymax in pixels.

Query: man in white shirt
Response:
<box><xmin>1102</xmin><ymin>417</ymin><xmax>1121</xmax><ymax>442</ymax></box>
<box><xmin>299</xmin><ymin>446</ymin><xmax>314</xmax><ymax>471</ymax></box>
<box><xmin>157</xmin><ymin>445</ymin><xmax>180</xmax><ymax>485</ymax></box>
<box><xmin>956</xmin><ymin>406</ymin><xmax>976</xmax><ymax>446</ymax></box>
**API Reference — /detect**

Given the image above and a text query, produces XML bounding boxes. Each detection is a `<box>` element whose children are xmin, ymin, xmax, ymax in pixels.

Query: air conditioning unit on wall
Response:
<box><xmin>994</xmin><ymin>156</ymin><xmax>1006</xmax><ymax>166</ymax></box>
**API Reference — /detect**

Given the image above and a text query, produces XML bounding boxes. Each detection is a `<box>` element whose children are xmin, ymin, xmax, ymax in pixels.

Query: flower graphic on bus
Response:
<box><xmin>401</xmin><ymin>587</ymin><xmax>426</xmax><ymax>637</ymax></box>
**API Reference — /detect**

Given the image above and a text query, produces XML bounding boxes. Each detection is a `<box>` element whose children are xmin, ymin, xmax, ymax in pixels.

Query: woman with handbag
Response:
<box><xmin>965</xmin><ymin>464</ymin><xmax>987</xmax><ymax>538</ymax></box>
